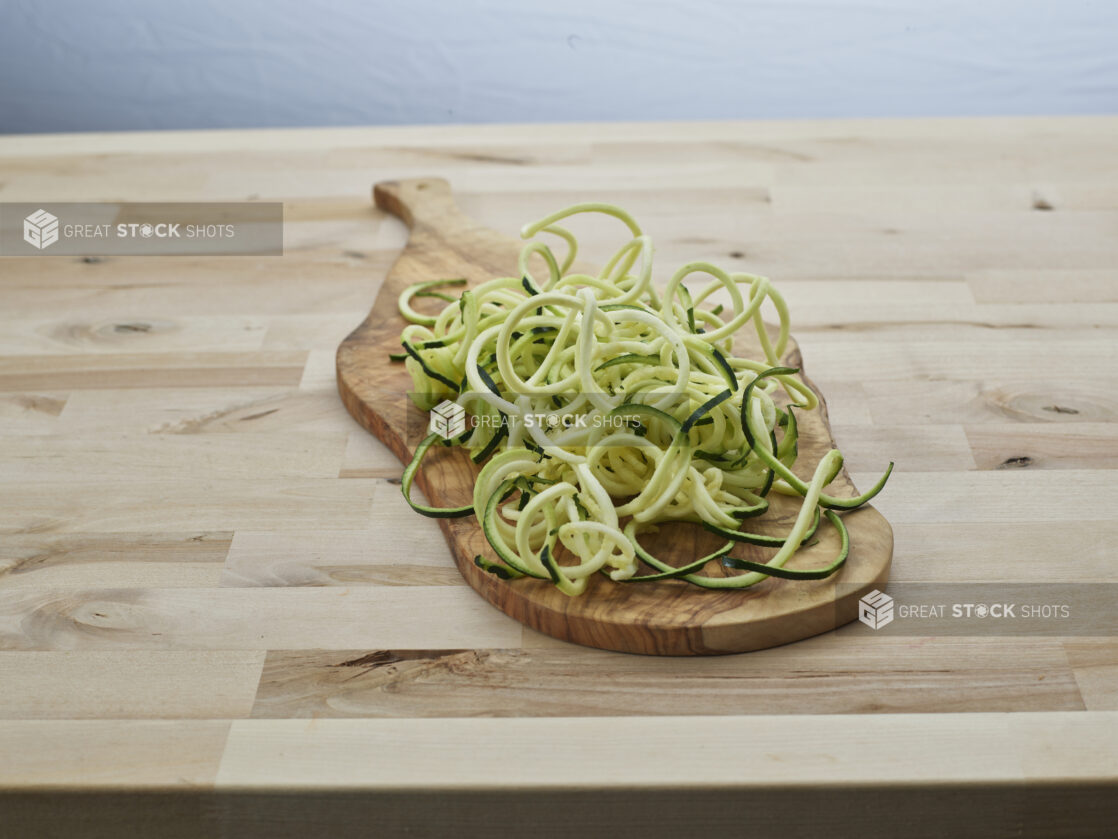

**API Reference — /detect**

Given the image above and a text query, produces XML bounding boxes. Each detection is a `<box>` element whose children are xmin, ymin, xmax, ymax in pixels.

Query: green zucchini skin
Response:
<box><xmin>400</xmin><ymin>433</ymin><xmax>475</xmax><ymax>518</ymax></box>
<box><xmin>388</xmin><ymin>205</ymin><xmax>891</xmax><ymax>594</ymax></box>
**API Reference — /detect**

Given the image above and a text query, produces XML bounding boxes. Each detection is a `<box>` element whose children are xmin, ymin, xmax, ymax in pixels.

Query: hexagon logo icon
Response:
<box><xmin>24</xmin><ymin>209</ymin><xmax>59</xmax><ymax>250</ymax></box>
<box><xmin>858</xmin><ymin>589</ymin><xmax>894</xmax><ymax>630</ymax></box>
<box><xmin>429</xmin><ymin>399</ymin><xmax>466</xmax><ymax>439</ymax></box>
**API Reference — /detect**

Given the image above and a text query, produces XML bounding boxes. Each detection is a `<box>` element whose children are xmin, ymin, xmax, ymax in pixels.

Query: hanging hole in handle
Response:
<box><xmin>416</xmin><ymin>182</ymin><xmax>429</xmax><ymax>191</ymax></box>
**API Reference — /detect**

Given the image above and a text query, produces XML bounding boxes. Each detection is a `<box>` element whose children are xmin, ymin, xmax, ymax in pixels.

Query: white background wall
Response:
<box><xmin>2</xmin><ymin>0</ymin><xmax>1115</xmax><ymax>133</ymax></box>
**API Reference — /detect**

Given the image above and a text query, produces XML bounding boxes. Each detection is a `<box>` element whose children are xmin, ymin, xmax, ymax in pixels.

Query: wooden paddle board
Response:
<box><xmin>337</xmin><ymin>177</ymin><xmax>893</xmax><ymax>655</ymax></box>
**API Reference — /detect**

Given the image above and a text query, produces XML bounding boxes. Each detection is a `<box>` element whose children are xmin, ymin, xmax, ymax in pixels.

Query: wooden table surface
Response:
<box><xmin>1</xmin><ymin>116</ymin><xmax>1116</xmax><ymax>838</ymax></box>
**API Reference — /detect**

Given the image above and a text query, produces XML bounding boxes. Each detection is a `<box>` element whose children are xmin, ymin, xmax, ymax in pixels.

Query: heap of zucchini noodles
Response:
<box><xmin>394</xmin><ymin>203</ymin><xmax>891</xmax><ymax>596</ymax></box>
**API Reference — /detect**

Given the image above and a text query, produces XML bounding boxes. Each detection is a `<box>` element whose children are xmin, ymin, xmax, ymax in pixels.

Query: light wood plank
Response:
<box><xmin>848</xmin><ymin>470</ymin><xmax>1118</xmax><ymax>525</ymax></box>
<box><xmin>338</xmin><ymin>428</ymin><xmax>402</xmax><ymax>478</ymax></box>
<box><xmin>0</xmin><ymin>248</ymin><xmax>386</xmax><ymax>289</ymax></box>
<box><xmin>889</xmin><ymin>522</ymin><xmax>1118</xmax><ymax>583</ymax></box>
<box><xmin>831</xmin><ymin>424</ymin><xmax>976</xmax><ymax>472</ymax></box>
<box><xmin>1063</xmin><ymin>640</ymin><xmax>1118</xmax><ymax>711</ymax></box>
<box><xmin>0</xmin><ymin>651</ymin><xmax>264</xmax><ymax>718</ymax></box>
<box><xmin>0</xmin><ymin>478</ymin><xmax>375</xmax><ymax>533</ymax></box>
<box><xmin>250</xmin><ymin>636</ymin><xmax>1082</xmax><ymax>719</ymax></box>
<box><xmin>806</xmin><ymin>379</ymin><xmax>873</xmax><ymax>425</ymax></box>
<box><xmin>261</xmin><ymin>313</ymin><xmax>362</xmax><ymax>351</ymax></box>
<box><xmin>0</xmin><ymin>532</ymin><xmax>230</xmax><ymax>589</ymax></box>
<box><xmin>297</xmin><ymin>348</ymin><xmax>340</xmax><ymax>391</ymax></box>
<box><xmin>0</xmin><ymin>315</ymin><xmax>266</xmax><ymax>356</ymax></box>
<box><xmin>630</xmin><ymin>210</ymin><xmax>1118</xmax><ymax>279</ymax></box>
<box><xmin>965</xmin><ymin>423</ymin><xmax>1118</xmax><ymax>470</ymax></box>
<box><xmin>861</xmin><ymin>378</ymin><xmax>1118</xmax><ymax>425</ymax></box>
<box><xmin>803</xmin><ymin>339</ymin><xmax>1118</xmax><ymax>383</ymax></box>
<box><xmin>0</xmin><ymin>720</ymin><xmax>230</xmax><ymax>787</ymax></box>
<box><xmin>0</xmin><ymin>391</ymin><xmax>67</xmax><ymax>434</ymax></box>
<box><xmin>1014</xmin><ymin>711</ymin><xmax>1118</xmax><ymax>780</ymax></box>
<box><xmin>0</xmin><ymin>432</ymin><xmax>347</xmax><ymax>481</ymax></box>
<box><xmin>215</xmin><ymin>712</ymin><xmax>1118</xmax><ymax>789</ymax></box>
<box><xmin>0</xmin><ymin>351</ymin><xmax>307</xmax><ymax>391</ymax></box>
<box><xmin>57</xmin><ymin>386</ymin><xmax>356</xmax><ymax>434</ymax></box>
<box><xmin>0</xmin><ymin>587</ymin><xmax>522</xmax><ymax>650</ymax></box>
<box><xmin>0</xmin><ymin>265</ymin><xmax>381</xmax><ymax>318</ymax></box>
<box><xmin>772</xmin><ymin>183</ymin><xmax>1036</xmax><ymax>214</ymax></box>
<box><xmin>221</xmin><ymin>523</ymin><xmax>459</xmax><ymax>587</ymax></box>
<box><xmin>459</xmin><ymin>187</ymin><xmax>770</xmax><ymax>232</ymax></box>
<box><xmin>969</xmin><ymin>269</ymin><xmax>1118</xmax><ymax>304</ymax></box>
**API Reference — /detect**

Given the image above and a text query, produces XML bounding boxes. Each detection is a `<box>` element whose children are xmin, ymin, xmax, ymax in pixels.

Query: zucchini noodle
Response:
<box><xmin>394</xmin><ymin>204</ymin><xmax>892</xmax><ymax>596</ymax></box>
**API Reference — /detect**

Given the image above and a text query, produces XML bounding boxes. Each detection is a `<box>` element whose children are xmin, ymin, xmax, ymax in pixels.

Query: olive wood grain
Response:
<box><xmin>336</xmin><ymin>177</ymin><xmax>893</xmax><ymax>655</ymax></box>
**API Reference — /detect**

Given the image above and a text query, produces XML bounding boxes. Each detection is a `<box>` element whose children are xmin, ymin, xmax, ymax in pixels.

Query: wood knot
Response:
<box><xmin>337</xmin><ymin>650</ymin><xmax>402</xmax><ymax>668</ymax></box>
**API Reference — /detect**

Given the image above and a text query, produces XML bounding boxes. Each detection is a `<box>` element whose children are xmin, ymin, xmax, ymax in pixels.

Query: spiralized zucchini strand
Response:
<box><xmin>391</xmin><ymin>204</ymin><xmax>892</xmax><ymax>595</ymax></box>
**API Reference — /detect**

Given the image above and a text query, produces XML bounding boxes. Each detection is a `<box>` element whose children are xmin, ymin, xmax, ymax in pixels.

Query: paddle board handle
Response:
<box><xmin>373</xmin><ymin>177</ymin><xmax>460</xmax><ymax>229</ymax></box>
